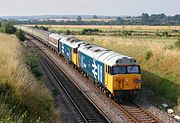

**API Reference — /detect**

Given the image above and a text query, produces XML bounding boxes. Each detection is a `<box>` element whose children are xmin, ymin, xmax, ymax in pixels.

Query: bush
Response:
<box><xmin>0</xmin><ymin>83</ymin><xmax>12</xmax><ymax>96</ymax></box>
<box><xmin>34</xmin><ymin>25</ymin><xmax>48</xmax><ymax>31</ymax></box>
<box><xmin>80</xmin><ymin>28</ymin><xmax>101</xmax><ymax>35</ymax></box>
<box><xmin>121</xmin><ymin>30</ymin><xmax>132</xmax><ymax>36</ymax></box>
<box><xmin>15</xmin><ymin>29</ymin><xmax>25</xmax><ymax>42</ymax></box>
<box><xmin>162</xmin><ymin>31</ymin><xmax>169</xmax><ymax>37</ymax></box>
<box><xmin>0</xmin><ymin>22</ymin><xmax>16</xmax><ymax>34</ymax></box>
<box><xmin>25</xmin><ymin>49</ymin><xmax>42</xmax><ymax>78</ymax></box>
<box><xmin>65</xmin><ymin>30</ymin><xmax>71</xmax><ymax>35</ymax></box>
<box><xmin>175</xmin><ymin>38</ymin><xmax>180</xmax><ymax>48</ymax></box>
<box><xmin>155</xmin><ymin>31</ymin><xmax>161</xmax><ymax>37</ymax></box>
<box><xmin>145</xmin><ymin>50</ymin><xmax>153</xmax><ymax>60</ymax></box>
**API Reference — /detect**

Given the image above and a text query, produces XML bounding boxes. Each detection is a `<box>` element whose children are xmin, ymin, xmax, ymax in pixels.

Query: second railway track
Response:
<box><xmin>27</xmin><ymin>37</ymin><xmax>110</xmax><ymax>123</ymax></box>
<box><xmin>117</xmin><ymin>102</ymin><xmax>162</xmax><ymax>123</ymax></box>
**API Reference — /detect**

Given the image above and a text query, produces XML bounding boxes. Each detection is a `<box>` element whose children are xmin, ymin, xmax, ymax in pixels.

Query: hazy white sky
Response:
<box><xmin>0</xmin><ymin>0</ymin><xmax>180</xmax><ymax>16</ymax></box>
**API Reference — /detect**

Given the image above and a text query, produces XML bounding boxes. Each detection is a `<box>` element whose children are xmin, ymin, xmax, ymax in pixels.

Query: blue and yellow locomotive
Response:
<box><xmin>17</xmin><ymin>26</ymin><xmax>142</xmax><ymax>99</ymax></box>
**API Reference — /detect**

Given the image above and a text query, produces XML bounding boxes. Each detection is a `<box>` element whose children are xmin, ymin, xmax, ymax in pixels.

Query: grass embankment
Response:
<box><xmin>0</xmin><ymin>34</ymin><xmax>60</xmax><ymax>122</ymax></box>
<box><xmin>76</xmin><ymin>35</ymin><xmax>180</xmax><ymax>109</ymax></box>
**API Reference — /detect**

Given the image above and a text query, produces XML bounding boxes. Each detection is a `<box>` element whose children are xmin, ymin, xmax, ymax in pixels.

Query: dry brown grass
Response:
<box><xmin>0</xmin><ymin>33</ymin><xmax>60</xmax><ymax>122</ymax></box>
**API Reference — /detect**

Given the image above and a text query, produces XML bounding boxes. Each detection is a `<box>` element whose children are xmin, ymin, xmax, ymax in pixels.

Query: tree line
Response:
<box><xmin>11</xmin><ymin>13</ymin><xmax>180</xmax><ymax>25</ymax></box>
<box><xmin>0</xmin><ymin>21</ymin><xmax>25</xmax><ymax>41</ymax></box>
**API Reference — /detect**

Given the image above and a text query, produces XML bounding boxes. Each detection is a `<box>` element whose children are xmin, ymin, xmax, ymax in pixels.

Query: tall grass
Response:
<box><xmin>76</xmin><ymin>35</ymin><xmax>180</xmax><ymax>106</ymax></box>
<box><xmin>0</xmin><ymin>34</ymin><xmax>60</xmax><ymax>122</ymax></box>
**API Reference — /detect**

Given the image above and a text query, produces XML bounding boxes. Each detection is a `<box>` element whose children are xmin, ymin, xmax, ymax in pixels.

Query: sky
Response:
<box><xmin>0</xmin><ymin>0</ymin><xmax>180</xmax><ymax>16</ymax></box>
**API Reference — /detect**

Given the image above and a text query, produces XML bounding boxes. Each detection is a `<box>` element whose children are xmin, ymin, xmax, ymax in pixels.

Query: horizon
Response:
<box><xmin>0</xmin><ymin>13</ymin><xmax>179</xmax><ymax>18</ymax></box>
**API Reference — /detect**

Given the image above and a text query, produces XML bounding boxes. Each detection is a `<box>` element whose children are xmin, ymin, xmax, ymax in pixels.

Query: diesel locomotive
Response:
<box><xmin>17</xmin><ymin>26</ymin><xmax>142</xmax><ymax>100</ymax></box>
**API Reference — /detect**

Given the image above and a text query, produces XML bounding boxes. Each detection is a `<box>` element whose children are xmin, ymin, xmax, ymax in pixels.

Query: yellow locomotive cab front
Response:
<box><xmin>105</xmin><ymin>65</ymin><xmax>142</xmax><ymax>97</ymax></box>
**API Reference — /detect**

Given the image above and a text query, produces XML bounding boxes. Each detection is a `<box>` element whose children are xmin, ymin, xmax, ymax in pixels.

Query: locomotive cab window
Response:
<box><xmin>112</xmin><ymin>66</ymin><xmax>126</xmax><ymax>75</ymax></box>
<box><xmin>112</xmin><ymin>65</ymin><xmax>140</xmax><ymax>75</ymax></box>
<box><xmin>106</xmin><ymin>65</ymin><xmax>108</xmax><ymax>72</ymax></box>
<box><xmin>127</xmin><ymin>66</ymin><xmax>140</xmax><ymax>74</ymax></box>
<box><xmin>73</xmin><ymin>48</ymin><xmax>77</xmax><ymax>54</ymax></box>
<box><xmin>108</xmin><ymin>66</ymin><xmax>112</xmax><ymax>75</ymax></box>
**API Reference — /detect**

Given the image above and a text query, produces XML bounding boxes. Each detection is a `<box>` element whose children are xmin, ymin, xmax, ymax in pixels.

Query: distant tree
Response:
<box><xmin>159</xmin><ymin>13</ymin><xmax>166</xmax><ymax>19</ymax></box>
<box><xmin>0</xmin><ymin>22</ymin><xmax>16</xmax><ymax>34</ymax></box>
<box><xmin>93</xmin><ymin>15</ymin><xmax>98</xmax><ymax>19</ymax></box>
<box><xmin>77</xmin><ymin>16</ymin><xmax>82</xmax><ymax>22</ymax></box>
<box><xmin>141</xmin><ymin>13</ymin><xmax>149</xmax><ymax>25</ymax></box>
<box><xmin>174</xmin><ymin>14</ymin><xmax>180</xmax><ymax>21</ymax></box>
<box><xmin>116</xmin><ymin>17</ymin><xmax>123</xmax><ymax>22</ymax></box>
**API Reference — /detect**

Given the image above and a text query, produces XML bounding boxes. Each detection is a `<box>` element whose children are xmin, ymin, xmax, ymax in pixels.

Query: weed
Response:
<box><xmin>145</xmin><ymin>50</ymin><xmax>153</xmax><ymax>60</ymax></box>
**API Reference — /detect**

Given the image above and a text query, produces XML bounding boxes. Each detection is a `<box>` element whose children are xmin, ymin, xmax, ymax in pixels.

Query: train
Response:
<box><xmin>17</xmin><ymin>26</ymin><xmax>142</xmax><ymax>100</ymax></box>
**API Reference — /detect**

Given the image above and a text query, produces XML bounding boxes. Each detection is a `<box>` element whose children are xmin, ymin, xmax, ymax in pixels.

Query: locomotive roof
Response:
<box><xmin>78</xmin><ymin>44</ymin><xmax>138</xmax><ymax>66</ymax></box>
<box><xmin>60</xmin><ymin>36</ymin><xmax>85</xmax><ymax>48</ymax></box>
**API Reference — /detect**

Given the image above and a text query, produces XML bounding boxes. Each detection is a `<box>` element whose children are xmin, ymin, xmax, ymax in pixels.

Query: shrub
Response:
<box><xmin>80</xmin><ymin>28</ymin><xmax>101</xmax><ymax>35</ymax></box>
<box><xmin>34</xmin><ymin>25</ymin><xmax>48</xmax><ymax>31</ymax></box>
<box><xmin>145</xmin><ymin>50</ymin><xmax>153</xmax><ymax>60</ymax></box>
<box><xmin>0</xmin><ymin>83</ymin><xmax>12</xmax><ymax>96</ymax></box>
<box><xmin>162</xmin><ymin>31</ymin><xmax>169</xmax><ymax>37</ymax></box>
<box><xmin>175</xmin><ymin>38</ymin><xmax>180</xmax><ymax>48</ymax></box>
<box><xmin>0</xmin><ymin>22</ymin><xmax>16</xmax><ymax>34</ymax></box>
<box><xmin>155</xmin><ymin>31</ymin><xmax>161</xmax><ymax>37</ymax></box>
<box><xmin>15</xmin><ymin>29</ymin><xmax>25</xmax><ymax>42</ymax></box>
<box><xmin>65</xmin><ymin>30</ymin><xmax>71</xmax><ymax>35</ymax></box>
<box><xmin>25</xmin><ymin>49</ymin><xmax>42</xmax><ymax>78</ymax></box>
<box><xmin>121</xmin><ymin>30</ymin><xmax>132</xmax><ymax>36</ymax></box>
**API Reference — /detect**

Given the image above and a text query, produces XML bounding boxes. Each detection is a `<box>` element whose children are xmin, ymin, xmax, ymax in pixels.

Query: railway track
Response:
<box><xmin>26</xmin><ymin>38</ymin><xmax>111</xmax><ymax>123</ymax></box>
<box><xmin>114</xmin><ymin>101</ymin><xmax>162</xmax><ymax>123</ymax></box>
<box><xmin>26</xmin><ymin>35</ymin><xmax>163</xmax><ymax>123</ymax></box>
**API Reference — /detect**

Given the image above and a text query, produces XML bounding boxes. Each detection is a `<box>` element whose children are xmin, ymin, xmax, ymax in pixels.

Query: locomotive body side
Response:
<box><xmin>78</xmin><ymin>51</ymin><xmax>105</xmax><ymax>86</ymax></box>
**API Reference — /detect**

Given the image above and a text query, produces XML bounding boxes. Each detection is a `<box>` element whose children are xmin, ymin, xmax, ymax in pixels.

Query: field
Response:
<box><xmin>33</xmin><ymin>25</ymin><xmax>180</xmax><ymax>40</ymax></box>
<box><xmin>0</xmin><ymin>34</ymin><xmax>59</xmax><ymax>122</ymax></box>
<box><xmin>39</xmin><ymin>25</ymin><xmax>180</xmax><ymax>31</ymax></box>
